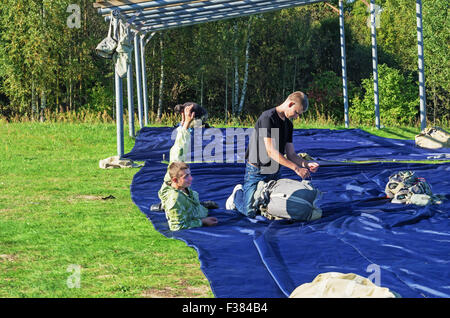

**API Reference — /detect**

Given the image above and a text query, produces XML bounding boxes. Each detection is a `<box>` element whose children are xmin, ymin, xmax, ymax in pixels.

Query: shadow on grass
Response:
<box><xmin>381</xmin><ymin>127</ymin><xmax>416</xmax><ymax>140</ymax></box>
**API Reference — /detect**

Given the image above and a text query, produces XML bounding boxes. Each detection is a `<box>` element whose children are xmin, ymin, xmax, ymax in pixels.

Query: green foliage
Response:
<box><xmin>0</xmin><ymin>0</ymin><xmax>111</xmax><ymax>116</ymax></box>
<box><xmin>422</xmin><ymin>0</ymin><xmax>450</xmax><ymax>123</ymax></box>
<box><xmin>307</xmin><ymin>71</ymin><xmax>344</xmax><ymax>120</ymax></box>
<box><xmin>0</xmin><ymin>1</ymin><xmax>448</xmax><ymax>127</ymax></box>
<box><xmin>85</xmin><ymin>83</ymin><xmax>114</xmax><ymax>114</ymax></box>
<box><xmin>350</xmin><ymin>64</ymin><xmax>419</xmax><ymax>125</ymax></box>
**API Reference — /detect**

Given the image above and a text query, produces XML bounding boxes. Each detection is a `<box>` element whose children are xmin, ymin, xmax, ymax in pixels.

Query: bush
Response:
<box><xmin>86</xmin><ymin>83</ymin><xmax>114</xmax><ymax>114</ymax></box>
<box><xmin>307</xmin><ymin>71</ymin><xmax>343</xmax><ymax>121</ymax></box>
<box><xmin>350</xmin><ymin>64</ymin><xmax>419</xmax><ymax>126</ymax></box>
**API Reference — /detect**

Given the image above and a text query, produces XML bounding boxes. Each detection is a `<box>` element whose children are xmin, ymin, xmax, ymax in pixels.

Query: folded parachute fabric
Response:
<box><xmin>99</xmin><ymin>156</ymin><xmax>143</xmax><ymax>169</ymax></box>
<box><xmin>289</xmin><ymin>272</ymin><xmax>397</xmax><ymax>298</ymax></box>
<box><xmin>415</xmin><ymin>126</ymin><xmax>450</xmax><ymax>149</ymax></box>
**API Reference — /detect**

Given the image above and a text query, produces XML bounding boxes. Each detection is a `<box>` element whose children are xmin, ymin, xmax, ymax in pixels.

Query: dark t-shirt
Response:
<box><xmin>245</xmin><ymin>107</ymin><xmax>293</xmax><ymax>174</ymax></box>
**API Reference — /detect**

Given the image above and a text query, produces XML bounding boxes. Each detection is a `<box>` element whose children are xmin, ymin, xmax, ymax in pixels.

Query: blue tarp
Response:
<box><xmin>124</xmin><ymin>127</ymin><xmax>450</xmax><ymax>162</ymax></box>
<box><xmin>127</xmin><ymin>127</ymin><xmax>450</xmax><ymax>298</ymax></box>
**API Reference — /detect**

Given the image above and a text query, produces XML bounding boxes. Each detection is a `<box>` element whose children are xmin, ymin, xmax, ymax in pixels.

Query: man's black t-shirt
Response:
<box><xmin>245</xmin><ymin>107</ymin><xmax>293</xmax><ymax>174</ymax></box>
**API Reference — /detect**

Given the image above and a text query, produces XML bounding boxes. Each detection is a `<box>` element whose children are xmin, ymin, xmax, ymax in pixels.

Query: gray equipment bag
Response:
<box><xmin>254</xmin><ymin>178</ymin><xmax>322</xmax><ymax>221</ymax></box>
<box><xmin>95</xmin><ymin>13</ymin><xmax>117</xmax><ymax>59</ymax></box>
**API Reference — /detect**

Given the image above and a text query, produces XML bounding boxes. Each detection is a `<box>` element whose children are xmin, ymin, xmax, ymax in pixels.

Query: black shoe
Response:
<box><xmin>201</xmin><ymin>200</ymin><xmax>219</xmax><ymax>209</ymax></box>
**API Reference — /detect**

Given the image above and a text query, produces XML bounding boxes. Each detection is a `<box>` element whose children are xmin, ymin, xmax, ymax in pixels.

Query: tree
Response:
<box><xmin>422</xmin><ymin>0</ymin><xmax>450</xmax><ymax>124</ymax></box>
<box><xmin>350</xmin><ymin>64</ymin><xmax>419</xmax><ymax>125</ymax></box>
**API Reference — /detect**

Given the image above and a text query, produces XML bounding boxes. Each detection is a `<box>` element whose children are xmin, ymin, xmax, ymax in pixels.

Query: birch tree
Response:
<box><xmin>236</xmin><ymin>17</ymin><xmax>253</xmax><ymax>115</ymax></box>
<box><xmin>230</xmin><ymin>17</ymin><xmax>254</xmax><ymax>117</ymax></box>
<box><xmin>157</xmin><ymin>32</ymin><xmax>165</xmax><ymax>120</ymax></box>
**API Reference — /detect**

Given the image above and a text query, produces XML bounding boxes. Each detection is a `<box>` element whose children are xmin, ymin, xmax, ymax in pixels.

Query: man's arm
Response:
<box><xmin>285</xmin><ymin>142</ymin><xmax>309</xmax><ymax>168</ymax></box>
<box><xmin>285</xmin><ymin>142</ymin><xmax>320</xmax><ymax>174</ymax></box>
<box><xmin>263</xmin><ymin>137</ymin><xmax>297</xmax><ymax>170</ymax></box>
<box><xmin>263</xmin><ymin>137</ymin><xmax>310</xmax><ymax>178</ymax></box>
<box><xmin>264</xmin><ymin>137</ymin><xmax>318</xmax><ymax>179</ymax></box>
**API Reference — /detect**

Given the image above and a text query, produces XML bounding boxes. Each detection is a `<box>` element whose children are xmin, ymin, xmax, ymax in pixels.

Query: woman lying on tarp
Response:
<box><xmin>157</xmin><ymin>104</ymin><xmax>218</xmax><ymax>231</ymax></box>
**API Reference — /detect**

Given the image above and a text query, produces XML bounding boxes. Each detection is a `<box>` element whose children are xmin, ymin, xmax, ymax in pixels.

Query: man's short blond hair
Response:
<box><xmin>168</xmin><ymin>161</ymin><xmax>189</xmax><ymax>179</ymax></box>
<box><xmin>287</xmin><ymin>91</ymin><xmax>309</xmax><ymax>112</ymax></box>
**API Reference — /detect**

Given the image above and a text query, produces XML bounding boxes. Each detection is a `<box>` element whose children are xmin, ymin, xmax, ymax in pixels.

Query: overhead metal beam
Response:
<box><xmin>138</xmin><ymin>1</ymin><xmax>314</xmax><ymax>26</ymax></box>
<box><xmin>104</xmin><ymin>0</ymin><xmax>324</xmax><ymax>22</ymax></box>
<box><xmin>98</xmin><ymin>0</ymin><xmax>206</xmax><ymax>15</ymax></box>
<box><xmin>139</xmin><ymin>0</ymin><xmax>324</xmax><ymax>32</ymax></box>
<box><xmin>94</xmin><ymin>0</ymin><xmax>155</xmax><ymax>9</ymax></box>
<box><xmin>111</xmin><ymin>9</ymin><xmax>146</xmax><ymax>34</ymax></box>
<box><xmin>131</xmin><ymin>0</ymin><xmax>315</xmax><ymax>25</ymax></box>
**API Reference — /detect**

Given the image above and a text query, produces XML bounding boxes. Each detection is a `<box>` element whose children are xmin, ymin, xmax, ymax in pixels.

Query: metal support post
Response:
<box><xmin>134</xmin><ymin>33</ymin><xmax>144</xmax><ymax>129</ymax></box>
<box><xmin>115</xmin><ymin>70</ymin><xmax>124</xmax><ymax>158</ymax></box>
<box><xmin>416</xmin><ymin>0</ymin><xmax>427</xmax><ymax>131</ymax></box>
<box><xmin>140</xmin><ymin>34</ymin><xmax>149</xmax><ymax>126</ymax></box>
<box><xmin>127</xmin><ymin>53</ymin><xmax>135</xmax><ymax>137</ymax></box>
<box><xmin>370</xmin><ymin>0</ymin><xmax>380</xmax><ymax>129</ymax></box>
<box><xmin>339</xmin><ymin>1</ymin><xmax>349</xmax><ymax>128</ymax></box>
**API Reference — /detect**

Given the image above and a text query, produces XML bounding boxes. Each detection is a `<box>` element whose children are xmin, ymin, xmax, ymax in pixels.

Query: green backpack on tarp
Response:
<box><xmin>253</xmin><ymin>178</ymin><xmax>322</xmax><ymax>222</ymax></box>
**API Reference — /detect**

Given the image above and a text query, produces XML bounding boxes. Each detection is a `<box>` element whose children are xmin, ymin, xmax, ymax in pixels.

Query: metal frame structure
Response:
<box><xmin>93</xmin><ymin>0</ymin><xmax>427</xmax><ymax>157</ymax></box>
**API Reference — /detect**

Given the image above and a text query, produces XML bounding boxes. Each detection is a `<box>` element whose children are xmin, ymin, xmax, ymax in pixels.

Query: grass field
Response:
<box><xmin>0</xmin><ymin>122</ymin><xmax>212</xmax><ymax>297</ymax></box>
<box><xmin>0</xmin><ymin>121</ymin><xmax>446</xmax><ymax>297</ymax></box>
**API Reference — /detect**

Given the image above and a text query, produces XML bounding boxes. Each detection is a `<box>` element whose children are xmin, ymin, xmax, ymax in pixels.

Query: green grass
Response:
<box><xmin>0</xmin><ymin>121</ymin><xmax>447</xmax><ymax>298</ymax></box>
<box><xmin>0</xmin><ymin>122</ymin><xmax>212</xmax><ymax>298</ymax></box>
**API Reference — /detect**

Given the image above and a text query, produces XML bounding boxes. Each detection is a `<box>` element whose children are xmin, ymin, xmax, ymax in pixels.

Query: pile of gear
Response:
<box><xmin>385</xmin><ymin>170</ymin><xmax>444</xmax><ymax>206</ymax></box>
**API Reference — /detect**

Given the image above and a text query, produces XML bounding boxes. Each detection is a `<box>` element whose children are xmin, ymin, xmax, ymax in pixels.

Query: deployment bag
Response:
<box><xmin>96</xmin><ymin>13</ymin><xmax>117</xmax><ymax>59</ymax></box>
<box><xmin>415</xmin><ymin>126</ymin><xmax>450</xmax><ymax>149</ymax></box>
<box><xmin>254</xmin><ymin>178</ymin><xmax>322</xmax><ymax>222</ymax></box>
<box><xmin>113</xmin><ymin>20</ymin><xmax>133</xmax><ymax>78</ymax></box>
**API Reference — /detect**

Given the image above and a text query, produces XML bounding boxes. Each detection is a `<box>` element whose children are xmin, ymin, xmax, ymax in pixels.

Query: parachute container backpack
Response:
<box><xmin>254</xmin><ymin>178</ymin><xmax>322</xmax><ymax>221</ymax></box>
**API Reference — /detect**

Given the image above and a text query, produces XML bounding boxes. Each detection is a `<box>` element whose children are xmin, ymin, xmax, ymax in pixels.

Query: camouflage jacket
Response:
<box><xmin>158</xmin><ymin>126</ymin><xmax>208</xmax><ymax>231</ymax></box>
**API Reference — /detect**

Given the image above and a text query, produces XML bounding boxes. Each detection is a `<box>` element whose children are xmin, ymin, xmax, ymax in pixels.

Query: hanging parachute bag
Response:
<box><xmin>114</xmin><ymin>20</ymin><xmax>133</xmax><ymax>78</ymax></box>
<box><xmin>95</xmin><ymin>13</ymin><xmax>117</xmax><ymax>59</ymax></box>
